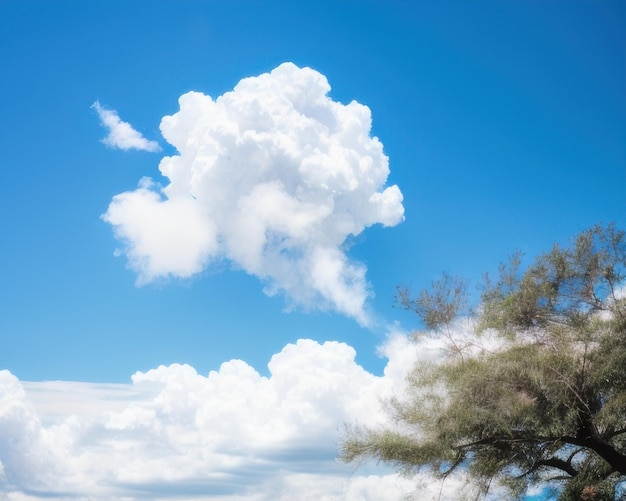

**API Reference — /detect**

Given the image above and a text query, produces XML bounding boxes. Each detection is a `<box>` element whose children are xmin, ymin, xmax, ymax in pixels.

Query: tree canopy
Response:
<box><xmin>340</xmin><ymin>224</ymin><xmax>626</xmax><ymax>500</ymax></box>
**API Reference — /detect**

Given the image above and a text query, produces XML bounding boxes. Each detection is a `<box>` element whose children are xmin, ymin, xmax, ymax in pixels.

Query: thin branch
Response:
<box><xmin>519</xmin><ymin>456</ymin><xmax>579</xmax><ymax>479</ymax></box>
<box><xmin>607</xmin><ymin>427</ymin><xmax>626</xmax><ymax>439</ymax></box>
<box><xmin>560</xmin><ymin>435</ymin><xmax>626</xmax><ymax>475</ymax></box>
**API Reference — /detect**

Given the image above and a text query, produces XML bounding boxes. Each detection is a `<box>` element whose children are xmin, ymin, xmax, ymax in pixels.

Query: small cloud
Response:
<box><xmin>92</xmin><ymin>101</ymin><xmax>161</xmax><ymax>152</ymax></box>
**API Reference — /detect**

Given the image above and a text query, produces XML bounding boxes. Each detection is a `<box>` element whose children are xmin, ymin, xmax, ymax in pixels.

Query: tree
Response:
<box><xmin>340</xmin><ymin>224</ymin><xmax>626</xmax><ymax>500</ymax></box>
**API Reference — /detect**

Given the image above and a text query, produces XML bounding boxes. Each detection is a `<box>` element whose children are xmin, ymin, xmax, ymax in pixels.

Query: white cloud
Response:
<box><xmin>92</xmin><ymin>101</ymin><xmax>162</xmax><ymax>152</ymax></box>
<box><xmin>0</xmin><ymin>329</ymin><xmax>525</xmax><ymax>500</ymax></box>
<box><xmin>0</xmin><ymin>334</ymin><xmax>461</xmax><ymax>500</ymax></box>
<box><xmin>102</xmin><ymin>63</ymin><xmax>404</xmax><ymax>324</ymax></box>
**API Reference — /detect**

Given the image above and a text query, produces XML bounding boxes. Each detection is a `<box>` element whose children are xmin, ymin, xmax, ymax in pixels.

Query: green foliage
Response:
<box><xmin>397</xmin><ymin>272</ymin><xmax>469</xmax><ymax>331</ymax></box>
<box><xmin>340</xmin><ymin>224</ymin><xmax>626</xmax><ymax>500</ymax></box>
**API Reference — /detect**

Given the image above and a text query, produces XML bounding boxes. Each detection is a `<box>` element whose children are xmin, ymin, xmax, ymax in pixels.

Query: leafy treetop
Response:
<box><xmin>341</xmin><ymin>224</ymin><xmax>626</xmax><ymax>500</ymax></box>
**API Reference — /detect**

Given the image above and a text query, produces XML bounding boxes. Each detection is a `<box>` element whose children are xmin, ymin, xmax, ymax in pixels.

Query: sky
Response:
<box><xmin>0</xmin><ymin>1</ymin><xmax>624</xmax><ymax>499</ymax></box>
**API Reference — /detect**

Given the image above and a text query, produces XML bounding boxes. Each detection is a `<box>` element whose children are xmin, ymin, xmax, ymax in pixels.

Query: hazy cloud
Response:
<box><xmin>92</xmin><ymin>101</ymin><xmax>162</xmax><ymax>152</ymax></box>
<box><xmin>102</xmin><ymin>63</ymin><xmax>404</xmax><ymax>324</ymax></box>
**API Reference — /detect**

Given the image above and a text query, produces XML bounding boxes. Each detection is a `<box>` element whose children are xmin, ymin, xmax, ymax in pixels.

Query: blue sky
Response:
<box><xmin>0</xmin><ymin>1</ymin><xmax>624</xmax><ymax>499</ymax></box>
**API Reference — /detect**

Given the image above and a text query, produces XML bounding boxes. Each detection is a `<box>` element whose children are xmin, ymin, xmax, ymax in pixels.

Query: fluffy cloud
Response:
<box><xmin>0</xmin><ymin>334</ymin><xmax>487</xmax><ymax>500</ymax></box>
<box><xmin>0</xmin><ymin>328</ymin><xmax>526</xmax><ymax>500</ymax></box>
<box><xmin>92</xmin><ymin>101</ymin><xmax>162</xmax><ymax>152</ymax></box>
<box><xmin>0</xmin><ymin>340</ymin><xmax>413</xmax><ymax>500</ymax></box>
<box><xmin>102</xmin><ymin>63</ymin><xmax>404</xmax><ymax>324</ymax></box>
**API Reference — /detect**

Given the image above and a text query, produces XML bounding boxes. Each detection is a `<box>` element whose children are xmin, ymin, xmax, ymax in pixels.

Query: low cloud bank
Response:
<box><xmin>0</xmin><ymin>335</ymin><xmax>480</xmax><ymax>500</ymax></box>
<box><xmin>102</xmin><ymin>63</ymin><xmax>404</xmax><ymax>325</ymax></box>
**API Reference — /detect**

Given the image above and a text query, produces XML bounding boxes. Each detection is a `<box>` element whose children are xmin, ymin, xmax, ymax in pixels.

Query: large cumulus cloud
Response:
<box><xmin>103</xmin><ymin>63</ymin><xmax>404</xmax><ymax>325</ymax></box>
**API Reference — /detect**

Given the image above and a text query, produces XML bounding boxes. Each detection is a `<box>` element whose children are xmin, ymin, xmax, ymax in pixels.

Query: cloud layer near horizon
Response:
<box><xmin>102</xmin><ymin>63</ymin><xmax>404</xmax><ymax>324</ymax></box>
<box><xmin>92</xmin><ymin>101</ymin><xmax>162</xmax><ymax>152</ymax></box>
<box><xmin>0</xmin><ymin>334</ymin><xmax>467</xmax><ymax>500</ymax></box>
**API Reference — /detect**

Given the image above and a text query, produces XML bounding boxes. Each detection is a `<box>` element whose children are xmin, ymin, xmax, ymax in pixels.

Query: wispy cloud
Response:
<box><xmin>92</xmin><ymin>101</ymin><xmax>161</xmax><ymax>152</ymax></box>
<box><xmin>102</xmin><ymin>63</ymin><xmax>404</xmax><ymax>324</ymax></box>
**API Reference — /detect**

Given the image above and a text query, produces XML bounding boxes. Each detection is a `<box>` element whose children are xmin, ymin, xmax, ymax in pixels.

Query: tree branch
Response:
<box><xmin>561</xmin><ymin>436</ymin><xmax>626</xmax><ymax>475</ymax></box>
<box><xmin>607</xmin><ymin>427</ymin><xmax>626</xmax><ymax>440</ymax></box>
<box><xmin>520</xmin><ymin>457</ymin><xmax>579</xmax><ymax>478</ymax></box>
<box><xmin>456</xmin><ymin>432</ymin><xmax>626</xmax><ymax>476</ymax></box>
